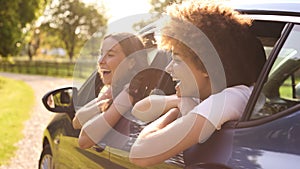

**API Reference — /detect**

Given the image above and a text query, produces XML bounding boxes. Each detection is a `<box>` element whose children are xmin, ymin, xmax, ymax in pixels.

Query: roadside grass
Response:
<box><xmin>0</xmin><ymin>76</ymin><xmax>35</xmax><ymax>165</ymax></box>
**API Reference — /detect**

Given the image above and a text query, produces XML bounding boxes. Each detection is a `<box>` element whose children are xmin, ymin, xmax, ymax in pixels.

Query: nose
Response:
<box><xmin>98</xmin><ymin>54</ymin><xmax>105</xmax><ymax>64</ymax></box>
<box><xmin>165</xmin><ymin>60</ymin><xmax>174</xmax><ymax>74</ymax></box>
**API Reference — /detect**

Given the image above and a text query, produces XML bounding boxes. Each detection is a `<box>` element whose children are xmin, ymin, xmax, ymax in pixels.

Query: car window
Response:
<box><xmin>251</xmin><ymin>20</ymin><xmax>286</xmax><ymax>58</ymax></box>
<box><xmin>251</xmin><ymin>24</ymin><xmax>300</xmax><ymax>120</ymax></box>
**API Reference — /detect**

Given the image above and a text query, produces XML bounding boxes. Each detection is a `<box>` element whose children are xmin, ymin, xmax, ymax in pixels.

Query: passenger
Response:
<box><xmin>129</xmin><ymin>0</ymin><xmax>266</xmax><ymax>167</ymax></box>
<box><xmin>72</xmin><ymin>32</ymin><xmax>149</xmax><ymax>149</ymax></box>
<box><xmin>73</xmin><ymin>32</ymin><xmax>176</xmax><ymax>149</ymax></box>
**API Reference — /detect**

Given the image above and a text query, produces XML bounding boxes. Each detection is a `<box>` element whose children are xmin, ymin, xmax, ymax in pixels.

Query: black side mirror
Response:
<box><xmin>42</xmin><ymin>87</ymin><xmax>78</xmax><ymax>113</ymax></box>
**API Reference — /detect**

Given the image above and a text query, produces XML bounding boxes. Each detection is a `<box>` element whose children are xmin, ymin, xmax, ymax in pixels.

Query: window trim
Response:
<box><xmin>240</xmin><ymin>22</ymin><xmax>294</xmax><ymax>123</ymax></box>
<box><xmin>236</xmin><ymin>104</ymin><xmax>300</xmax><ymax>128</ymax></box>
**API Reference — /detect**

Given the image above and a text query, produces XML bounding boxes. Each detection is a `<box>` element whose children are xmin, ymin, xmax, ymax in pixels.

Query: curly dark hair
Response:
<box><xmin>159</xmin><ymin>0</ymin><xmax>266</xmax><ymax>89</ymax></box>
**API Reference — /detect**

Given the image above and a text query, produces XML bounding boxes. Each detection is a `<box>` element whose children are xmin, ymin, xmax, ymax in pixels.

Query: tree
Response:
<box><xmin>149</xmin><ymin>0</ymin><xmax>183</xmax><ymax>13</ymax></box>
<box><xmin>133</xmin><ymin>0</ymin><xmax>183</xmax><ymax>32</ymax></box>
<box><xmin>42</xmin><ymin>0</ymin><xmax>107</xmax><ymax>61</ymax></box>
<box><xmin>0</xmin><ymin>0</ymin><xmax>48</xmax><ymax>58</ymax></box>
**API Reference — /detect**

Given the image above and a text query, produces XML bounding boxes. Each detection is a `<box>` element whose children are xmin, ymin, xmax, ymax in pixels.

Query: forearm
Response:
<box><xmin>79</xmin><ymin>89</ymin><xmax>133</xmax><ymax>148</ymax></box>
<box><xmin>138</xmin><ymin>108</ymin><xmax>180</xmax><ymax>138</ymax></box>
<box><xmin>79</xmin><ymin>113</ymin><xmax>112</xmax><ymax>149</ymax></box>
<box><xmin>132</xmin><ymin>94</ymin><xmax>180</xmax><ymax>122</ymax></box>
<box><xmin>129</xmin><ymin>114</ymin><xmax>205</xmax><ymax>167</ymax></box>
<box><xmin>72</xmin><ymin>98</ymin><xmax>100</xmax><ymax>129</ymax></box>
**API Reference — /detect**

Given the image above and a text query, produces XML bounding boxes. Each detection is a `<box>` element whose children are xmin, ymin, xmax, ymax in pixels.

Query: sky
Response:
<box><xmin>82</xmin><ymin>0</ymin><xmax>152</xmax><ymax>23</ymax></box>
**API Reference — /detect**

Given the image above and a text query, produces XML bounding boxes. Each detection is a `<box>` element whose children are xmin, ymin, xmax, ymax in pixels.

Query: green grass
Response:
<box><xmin>279</xmin><ymin>77</ymin><xmax>300</xmax><ymax>100</ymax></box>
<box><xmin>0</xmin><ymin>76</ymin><xmax>35</xmax><ymax>165</ymax></box>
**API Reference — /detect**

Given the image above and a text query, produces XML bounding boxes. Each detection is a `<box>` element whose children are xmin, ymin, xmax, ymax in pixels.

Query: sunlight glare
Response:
<box><xmin>82</xmin><ymin>0</ymin><xmax>151</xmax><ymax>22</ymax></box>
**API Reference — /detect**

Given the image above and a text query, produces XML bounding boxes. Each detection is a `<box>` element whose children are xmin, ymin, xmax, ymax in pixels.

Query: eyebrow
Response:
<box><xmin>108</xmin><ymin>48</ymin><xmax>117</xmax><ymax>52</ymax></box>
<box><xmin>101</xmin><ymin>48</ymin><xmax>117</xmax><ymax>55</ymax></box>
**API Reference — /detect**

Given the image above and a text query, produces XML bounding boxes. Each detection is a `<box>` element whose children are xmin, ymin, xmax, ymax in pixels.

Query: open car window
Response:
<box><xmin>251</xmin><ymin>20</ymin><xmax>286</xmax><ymax>58</ymax></box>
<box><xmin>251</xmin><ymin>24</ymin><xmax>300</xmax><ymax>120</ymax></box>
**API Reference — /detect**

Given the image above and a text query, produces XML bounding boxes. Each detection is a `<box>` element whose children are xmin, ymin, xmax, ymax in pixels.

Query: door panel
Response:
<box><xmin>229</xmin><ymin>109</ymin><xmax>300</xmax><ymax>169</ymax></box>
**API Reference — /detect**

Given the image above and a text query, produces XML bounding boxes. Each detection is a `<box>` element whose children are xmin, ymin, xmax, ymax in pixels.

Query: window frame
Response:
<box><xmin>234</xmin><ymin>22</ymin><xmax>295</xmax><ymax>128</ymax></box>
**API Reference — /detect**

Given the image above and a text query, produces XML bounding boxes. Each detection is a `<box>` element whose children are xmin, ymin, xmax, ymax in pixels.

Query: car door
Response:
<box><xmin>183</xmin><ymin>22</ymin><xmax>300</xmax><ymax>169</ymax></box>
<box><xmin>54</xmin><ymin>71</ymin><xmax>126</xmax><ymax>169</ymax></box>
<box><xmin>106</xmin><ymin>115</ymin><xmax>185</xmax><ymax>169</ymax></box>
<box><xmin>227</xmin><ymin>23</ymin><xmax>300</xmax><ymax>169</ymax></box>
<box><xmin>55</xmin><ymin>69</ymin><xmax>182</xmax><ymax>169</ymax></box>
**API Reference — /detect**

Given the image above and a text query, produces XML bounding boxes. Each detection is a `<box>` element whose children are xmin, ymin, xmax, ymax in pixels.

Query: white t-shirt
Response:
<box><xmin>190</xmin><ymin>85</ymin><xmax>253</xmax><ymax>130</ymax></box>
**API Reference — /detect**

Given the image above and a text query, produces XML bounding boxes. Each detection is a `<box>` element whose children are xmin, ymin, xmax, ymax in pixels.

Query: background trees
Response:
<box><xmin>0</xmin><ymin>0</ymin><xmax>181</xmax><ymax>61</ymax></box>
<box><xmin>149</xmin><ymin>0</ymin><xmax>183</xmax><ymax>13</ymax></box>
<box><xmin>0</xmin><ymin>0</ymin><xmax>107</xmax><ymax>61</ymax></box>
<box><xmin>133</xmin><ymin>0</ymin><xmax>183</xmax><ymax>32</ymax></box>
<box><xmin>0</xmin><ymin>0</ymin><xmax>49</xmax><ymax>58</ymax></box>
<box><xmin>42</xmin><ymin>0</ymin><xmax>107</xmax><ymax>61</ymax></box>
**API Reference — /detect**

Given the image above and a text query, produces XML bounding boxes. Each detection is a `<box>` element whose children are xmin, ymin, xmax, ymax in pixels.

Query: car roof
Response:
<box><xmin>229</xmin><ymin>1</ymin><xmax>300</xmax><ymax>15</ymax></box>
<box><xmin>227</xmin><ymin>1</ymin><xmax>300</xmax><ymax>23</ymax></box>
<box><xmin>138</xmin><ymin>1</ymin><xmax>300</xmax><ymax>36</ymax></box>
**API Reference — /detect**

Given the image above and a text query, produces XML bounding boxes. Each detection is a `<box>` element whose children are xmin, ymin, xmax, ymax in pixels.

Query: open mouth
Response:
<box><xmin>175</xmin><ymin>80</ymin><xmax>181</xmax><ymax>88</ymax></box>
<box><xmin>100</xmin><ymin>69</ymin><xmax>111</xmax><ymax>76</ymax></box>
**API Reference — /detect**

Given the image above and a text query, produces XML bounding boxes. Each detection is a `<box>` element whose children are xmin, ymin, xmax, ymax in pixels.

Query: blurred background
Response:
<box><xmin>0</xmin><ymin>0</ymin><xmax>184</xmax><ymax>167</ymax></box>
<box><xmin>0</xmin><ymin>0</ymin><xmax>185</xmax><ymax>78</ymax></box>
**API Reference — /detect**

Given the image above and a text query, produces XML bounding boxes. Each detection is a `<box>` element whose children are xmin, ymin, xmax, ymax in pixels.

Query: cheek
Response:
<box><xmin>174</xmin><ymin>64</ymin><xmax>192</xmax><ymax>80</ymax></box>
<box><xmin>109</xmin><ymin>57</ymin><xmax>125</xmax><ymax>71</ymax></box>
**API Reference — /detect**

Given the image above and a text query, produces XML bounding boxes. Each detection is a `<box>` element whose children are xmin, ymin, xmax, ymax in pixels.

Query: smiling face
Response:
<box><xmin>98</xmin><ymin>37</ymin><xmax>126</xmax><ymax>85</ymax></box>
<box><xmin>166</xmin><ymin>50</ymin><xmax>211</xmax><ymax>100</ymax></box>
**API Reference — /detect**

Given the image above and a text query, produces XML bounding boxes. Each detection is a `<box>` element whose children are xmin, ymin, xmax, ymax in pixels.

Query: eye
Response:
<box><xmin>107</xmin><ymin>52</ymin><xmax>115</xmax><ymax>57</ymax></box>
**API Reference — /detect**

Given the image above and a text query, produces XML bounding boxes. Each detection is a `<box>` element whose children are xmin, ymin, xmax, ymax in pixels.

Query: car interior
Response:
<box><xmin>251</xmin><ymin>24</ymin><xmax>300</xmax><ymax>120</ymax></box>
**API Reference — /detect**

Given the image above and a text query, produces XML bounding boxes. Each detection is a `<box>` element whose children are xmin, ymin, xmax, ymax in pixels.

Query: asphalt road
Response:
<box><xmin>0</xmin><ymin>72</ymin><xmax>73</xmax><ymax>169</ymax></box>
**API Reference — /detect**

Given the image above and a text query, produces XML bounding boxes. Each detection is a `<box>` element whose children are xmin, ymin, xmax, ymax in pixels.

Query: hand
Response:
<box><xmin>97</xmin><ymin>87</ymin><xmax>112</xmax><ymax>111</ymax></box>
<box><xmin>97</xmin><ymin>86</ymin><xmax>112</xmax><ymax>101</ymax></box>
<box><xmin>177</xmin><ymin>97</ymin><xmax>199</xmax><ymax>116</ymax></box>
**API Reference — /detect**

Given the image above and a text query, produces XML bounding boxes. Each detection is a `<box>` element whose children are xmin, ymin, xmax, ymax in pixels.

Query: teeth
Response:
<box><xmin>100</xmin><ymin>69</ymin><xmax>111</xmax><ymax>75</ymax></box>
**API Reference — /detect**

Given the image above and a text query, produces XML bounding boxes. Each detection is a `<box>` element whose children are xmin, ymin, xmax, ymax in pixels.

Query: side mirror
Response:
<box><xmin>42</xmin><ymin>87</ymin><xmax>78</xmax><ymax>113</ymax></box>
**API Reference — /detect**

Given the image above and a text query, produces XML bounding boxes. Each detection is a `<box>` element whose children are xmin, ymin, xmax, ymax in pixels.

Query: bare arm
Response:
<box><xmin>78</xmin><ymin>89</ymin><xmax>133</xmax><ymax>149</ymax></box>
<box><xmin>72</xmin><ymin>87</ymin><xmax>112</xmax><ymax>129</ymax></box>
<box><xmin>131</xmin><ymin>94</ymin><xmax>180</xmax><ymax>122</ymax></box>
<box><xmin>129</xmin><ymin>112</ymin><xmax>215</xmax><ymax>167</ymax></box>
<box><xmin>72</xmin><ymin>98</ymin><xmax>99</xmax><ymax>129</ymax></box>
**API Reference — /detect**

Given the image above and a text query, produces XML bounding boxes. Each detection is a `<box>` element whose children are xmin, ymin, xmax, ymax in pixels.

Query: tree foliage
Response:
<box><xmin>133</xmin><ymin>0</ymin><xmax>183</xmax><ymax>33</ymax></box>
<box><xmin>0</xmin><ymin>0</ymin><xmax>48</xmax><ymax>57</ymax></box>
<box><xmin>42</xmin><ymin>0</ymin><xmax>107</xmax><ymax>61</ymax></box>
<box><xmin>149</xmin><ymin>0</ymin><xmax>183</xmax><ymax>13</ymax></box>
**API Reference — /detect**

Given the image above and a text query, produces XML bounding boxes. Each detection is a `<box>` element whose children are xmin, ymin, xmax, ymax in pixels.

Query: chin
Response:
<box><xmin>102</xmin><ymin>79</ymin><xmax>111</xmax><ymax>85</ymax></box>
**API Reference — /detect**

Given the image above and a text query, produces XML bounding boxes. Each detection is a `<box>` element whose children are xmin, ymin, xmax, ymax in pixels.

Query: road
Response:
<box><xmin>0</xmin><ymin>72</ymin><xmax>73</xmax><ymax>169</ymax></box>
